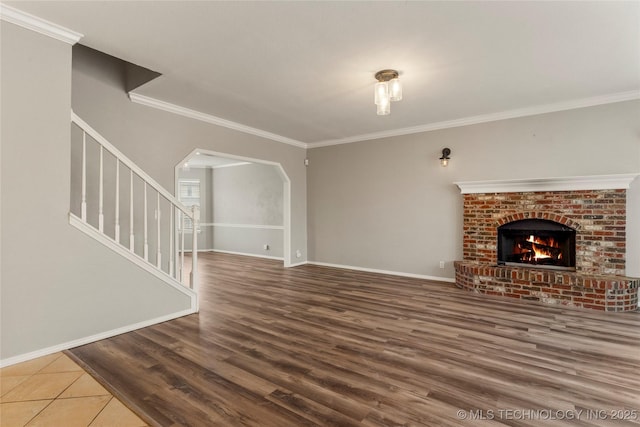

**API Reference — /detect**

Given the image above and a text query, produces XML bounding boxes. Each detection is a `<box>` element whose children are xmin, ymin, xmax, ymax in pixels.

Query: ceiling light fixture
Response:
<box><xmin>374</xmin><ymin>69</ymin><xmax>402</xmax><ymax>116</ymax></box>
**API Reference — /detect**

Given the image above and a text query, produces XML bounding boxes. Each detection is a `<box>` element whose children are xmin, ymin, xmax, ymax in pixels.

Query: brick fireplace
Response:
<box><xmin>454</xmin><ymin>175</ymin><xmax>639</xmax><ymax>312</ymax></box>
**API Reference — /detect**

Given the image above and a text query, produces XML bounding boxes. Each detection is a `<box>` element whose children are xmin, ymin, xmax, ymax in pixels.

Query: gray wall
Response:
<box><xmin>1</xmin><ymin>23</ymin><xmax>192</xmax><ymax>361</ymax></box>
<box><xmin>72</xmin><ymin>46</ymin><xmax>307</xmax><ymax>264</ymax></box>
<box><xmin>307</xmin><ymin>100</ymin><xmax>640</xmax><ymax>279</ymax></box>
<box><xmin>212</xmin><ymin>163</ymin><xmax>284</xmax><ymax>258</ymax></box>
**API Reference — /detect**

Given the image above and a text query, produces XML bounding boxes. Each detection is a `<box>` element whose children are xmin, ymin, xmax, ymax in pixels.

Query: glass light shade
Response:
<box><xmin>374</xmin><ymin>81</ymin><xmax>389</xmax><ymax>105</ymax></box>
<box><xmin>377</xmin><ymin>99</ymin><xmax>390</xmax><ymax>115</ymax></box>
<box><xmin>440</xmin><ymin>158</ymin><xmax>449</xmax><ymax>167</ymax></box>
<box><xmin>389</xmin><ymin>78</ymin><xmax>402</xmax><ymax>101</ymax></box>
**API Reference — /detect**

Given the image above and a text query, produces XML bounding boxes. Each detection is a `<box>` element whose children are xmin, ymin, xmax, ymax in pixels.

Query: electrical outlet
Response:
<box><xmin>439</xmin><ymin>261</ymin><xmax>445</xmax><ymax>269</ymax></box>
<box><xmin>296</xmin><ymin>250</ymin><xmax>302</xmax><ymax>258</ymax></box>
<box><xmin>263</xmin><ymin>244</ymin><xmax>270</xmax><ymax>250</ymax></box>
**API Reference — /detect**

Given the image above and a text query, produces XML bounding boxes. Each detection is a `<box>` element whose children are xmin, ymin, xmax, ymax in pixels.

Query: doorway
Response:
<box><xmin>175</xmin><ymin>150</ymin><xmax>292</xmax><ymax>267</ymax></box>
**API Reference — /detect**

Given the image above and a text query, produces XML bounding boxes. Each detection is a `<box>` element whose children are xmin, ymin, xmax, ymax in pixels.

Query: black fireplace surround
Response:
<box><xmin>497</xmin><ymin>219</ymin><xmax>576</xmax><ymax>271</ymax></box>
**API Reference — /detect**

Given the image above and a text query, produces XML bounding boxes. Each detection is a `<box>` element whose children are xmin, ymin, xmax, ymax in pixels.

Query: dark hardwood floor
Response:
<box><xmin>67</xmin><ymin>252</ymin><xmax>640</xmax><ymax>426</ymax></box>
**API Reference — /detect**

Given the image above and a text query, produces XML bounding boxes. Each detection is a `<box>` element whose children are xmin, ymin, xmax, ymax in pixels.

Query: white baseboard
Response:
<box><xmin>0</xmin><ymin>308</ymin><xmax>196</xmax><ymax>368</ymax></box>
<box><xmin>211</xmin><ymin>249</ymin><xmax>284</xmax><ymax>261</ymax></box>
<box><xmin>286</xmin><ymin>261</ymin><xmax>308</xmax><ymax>268</ymax></box>
<box><xmin>306</xmin><ymin>260</ymin><xmax>456</xmax><ymax>283</ymax></box>
<box><xmin>201</xmin><ymin>250</ymin><xmax>306</xmax><ymax>268</ymax></box>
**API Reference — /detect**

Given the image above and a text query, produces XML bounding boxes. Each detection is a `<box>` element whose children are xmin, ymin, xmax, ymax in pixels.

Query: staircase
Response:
<box><xmin>69</xmin><ymin>111</ymin><xmax>199</xmax><ymax>309</ymax></box>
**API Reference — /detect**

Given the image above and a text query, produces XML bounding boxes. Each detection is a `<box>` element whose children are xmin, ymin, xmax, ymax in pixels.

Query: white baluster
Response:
<box><xmin>115</xmin><ymin>160</ymin><xmax>120</xmax><ymax>243</ymax></box>
<box><xmin>98</xmin><ymin>145</ymin><xmax>104</xmax><ymax>232</ymax></box>
<box><xmin>129</xmin><ymin>170</ymin><xmax>134</xmax><ymax>252</ymax></box>
<box><xmin>156</xmin><ymin>192</ymin><xmax>161</xmax><ymax>269</ymax></box>
<box><xmin>190</xmin><ymin>205</ymin><xmax>199</xmax><ymax>303</ymax></box>
<box><xmin>81</xmin><ymin>131</ymin><xmax>87</xmax><ymax>221</ymax></box>
<box><xmin>169</xmin><ymin>205</ymin><xmax>174</xmax><ymax>278</ymax></box>
<box><xmin>180</xmin><ymin>211</ymin><xmax>185</xmax><ymax>284</ymax></box>
<box><xmin>143</xmin><ymin>183</ymin><xmax>148</xmax><ymax>261</ymax></box>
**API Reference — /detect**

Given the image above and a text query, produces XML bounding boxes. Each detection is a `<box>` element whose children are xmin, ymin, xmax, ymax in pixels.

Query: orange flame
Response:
<box><xmin>526</xmin><ymin>235</ymin><xmax>561</xmax><ymax>260</ymax></box>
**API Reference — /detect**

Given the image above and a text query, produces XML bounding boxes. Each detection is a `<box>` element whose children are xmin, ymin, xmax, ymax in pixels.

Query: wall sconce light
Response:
<box><xmin>374</xmin><ymin>69</ymin><xmax>402</xmax><ymax>116</ymax></box>
<box><xmin>439</xmin><ymin>148</ymin><xmax>451</xmax><ymax>167</ymax></box>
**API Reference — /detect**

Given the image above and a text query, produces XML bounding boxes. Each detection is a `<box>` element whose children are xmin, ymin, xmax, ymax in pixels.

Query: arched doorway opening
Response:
<box><xmin>175</xmin><ymin>149</ymin><xmax>292</xmax><ymax>267</ymax></box>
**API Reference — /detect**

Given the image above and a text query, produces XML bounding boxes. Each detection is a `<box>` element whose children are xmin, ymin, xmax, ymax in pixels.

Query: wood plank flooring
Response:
<box><xmin>68</xmin><ymin>253</ymin><xmax>640</xmax><ymax>426</ymax></box>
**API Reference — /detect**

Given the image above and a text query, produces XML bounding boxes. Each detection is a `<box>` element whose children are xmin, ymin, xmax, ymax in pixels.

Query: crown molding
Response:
<box><xmin>131</xmin><ymin>89</ymin><xmax>638</xmax><ymax>151</ymax></box>
<box><xmin>0</xmin><ymin>3</ymin><xmax>83</xmax><ymax>44</ymax></box>
<box><xmin>455</xmin><ymin>173</ymin><xmax>640</xmax><ymax>194</ymax></box>
<box><xmin>309</xmin><ymin>90</ymin><xmax>640</xmax><ymax>148</ymax></box>
<box><xmin>128</xmin><ymin>93</ymin><xmax>308</xmax><ymax>149</ymax></box>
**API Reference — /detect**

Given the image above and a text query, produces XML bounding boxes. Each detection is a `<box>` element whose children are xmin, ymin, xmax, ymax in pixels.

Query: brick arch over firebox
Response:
<box><xmin>495</xmin><ymin>212</ymin><xmax>582</xmax><ymax>231</ymax></box>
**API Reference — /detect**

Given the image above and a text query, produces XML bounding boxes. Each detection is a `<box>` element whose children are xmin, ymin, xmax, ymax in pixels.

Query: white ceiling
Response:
<box><xmin>8</xmin><ymin>1</ymin><xmax>640</xmax><ymax>146</ymax></box>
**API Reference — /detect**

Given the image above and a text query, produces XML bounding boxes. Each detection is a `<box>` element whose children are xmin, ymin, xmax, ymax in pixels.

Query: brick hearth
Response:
<box><xmin>454</xmin><ymin>261</ymin><xmax>639</xmax><ymax>312</ymax></box>
<box><xmin>454</xmin><ymin>176</ymin><xmax>639</xmax><ymax>312</ymax></box>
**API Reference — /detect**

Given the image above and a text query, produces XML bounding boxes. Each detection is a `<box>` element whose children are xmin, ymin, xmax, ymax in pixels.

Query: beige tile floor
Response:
<box><xmin>0</xmin><ymin>352</ymin><xmax>148</xmax><ymax>427</ymax></box>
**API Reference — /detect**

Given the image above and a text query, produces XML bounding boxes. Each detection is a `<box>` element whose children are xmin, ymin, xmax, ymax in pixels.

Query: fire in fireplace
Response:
<box><xmin>497</xmin><ymin>219</ymin><xmax>576</xmax><ymax>271</ymax></box>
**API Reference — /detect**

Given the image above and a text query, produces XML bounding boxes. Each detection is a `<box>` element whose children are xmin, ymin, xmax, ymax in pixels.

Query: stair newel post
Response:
<box><xmin>129</xmin><ymin>170</ymin><xmax>134</xmax><ymax>252</ymax></box>
<box><xmin>156</xmin><ymin>192</ymin><xmax>162</xmax><ymax>269</ymax></box>
<box><xmin>81</xmin><ymin>131</ymin><xmax>87</xmax><ymax>221</ymax></box>
<box><xmin>143</xmin><ymin>182</ymin><xmax>149</xmax><ymax>261</ymax></box>
<box><xmin>190</xmin><ymin>205</ymin><xmax>200</xmax><ymax>298</ymax></box>
<box><xmin>98</xmin><ymin>145</ymin><xmax>104</xmax><ymax>232</ymax></box>
<box><xmin>115</xmin><ymin>159</ymin><xmax>120</xmax><ymax>243</ymax></box>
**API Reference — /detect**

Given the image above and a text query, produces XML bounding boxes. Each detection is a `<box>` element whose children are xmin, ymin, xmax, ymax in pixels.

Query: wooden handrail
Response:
<box><xmin>71</xmin><ymin>111</ymin><xmax>192</xmax><ymax>216</ymax></box>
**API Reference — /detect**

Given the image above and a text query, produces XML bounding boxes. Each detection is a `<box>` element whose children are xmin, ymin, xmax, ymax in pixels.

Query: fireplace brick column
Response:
<box><xmin>462</xmin><ymin>189</ymin><xmax>626</xmax><ymax>276</ymax></box>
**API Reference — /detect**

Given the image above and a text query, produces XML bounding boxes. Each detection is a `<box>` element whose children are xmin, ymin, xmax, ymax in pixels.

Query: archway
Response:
<box><xmin>174</xmin><ymin>149</ymin><xmax>292</xmax><ymax>267</ymax></box>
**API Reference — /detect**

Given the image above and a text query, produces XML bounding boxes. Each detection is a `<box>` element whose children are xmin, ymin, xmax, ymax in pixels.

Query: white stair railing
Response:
<box><xmin>70</xmin><ymin>111</ymin><xmax>198</xmax><ymax>294</ymax></box>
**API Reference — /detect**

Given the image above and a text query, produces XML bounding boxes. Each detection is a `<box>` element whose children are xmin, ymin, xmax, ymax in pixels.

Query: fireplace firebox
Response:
<box><xmin>497</xmin><ymin>219</ymin><xmax>576</xmax><ymax>271</ymax></box>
